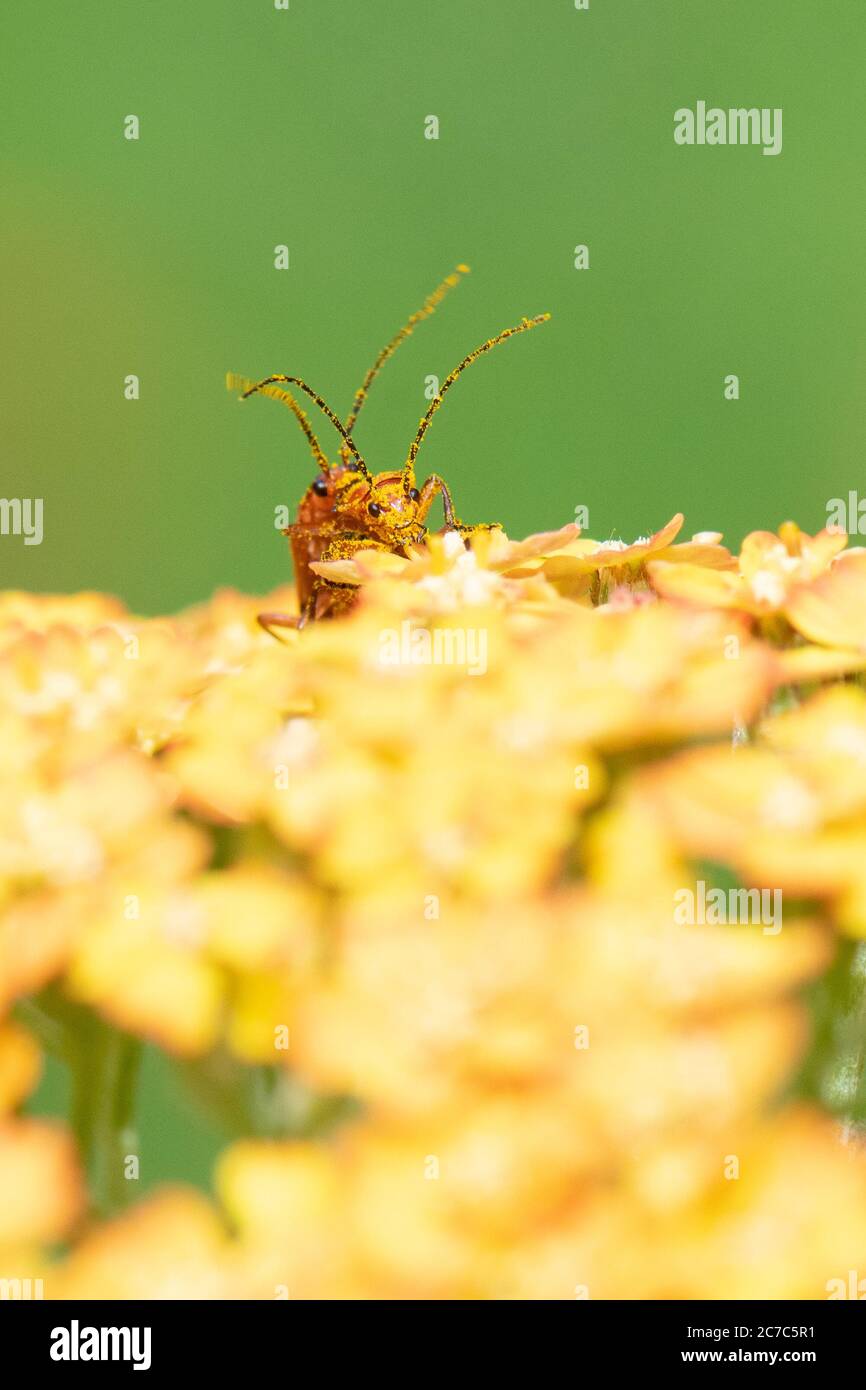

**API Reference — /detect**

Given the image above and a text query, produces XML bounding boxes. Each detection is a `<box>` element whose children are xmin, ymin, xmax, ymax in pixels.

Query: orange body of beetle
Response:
<box><xmin>228</xmin><ymin>267</ymin><xmax>549</xmax><ymax>632</ymax></box>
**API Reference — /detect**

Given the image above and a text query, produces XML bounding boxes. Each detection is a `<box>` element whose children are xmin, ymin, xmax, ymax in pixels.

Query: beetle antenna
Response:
<box><xmin>239</xmin><ymin>374</ymin><xmax>372</xmax><ymax>481</ymax></box>
<box><xmin>343</xmin><ymin>264</ymin><xmax>470</xmax><ymax>436</ymax></box>
<box><xmin>226</xmin><ymin>373</ymin><xmax>330</xmax><ymax>473</ymax></box>
<box><xmin>403</xmin><ymin>314</ymin><xmax>550</xmax><ymax>477</ymax></box>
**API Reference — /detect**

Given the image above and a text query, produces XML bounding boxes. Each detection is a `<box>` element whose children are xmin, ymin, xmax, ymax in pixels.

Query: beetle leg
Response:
<box><xmin>416</xmin><ymin>473</ymin><xmax>461</xmax><ymax>527</ymax></box>
<box><xmin>452</xmin><ymin>521</ymin><xmax>502</xmax><ymax>538</ymax></box>
<box><xmin>257</xmin><ymin>597</ymin><xmax>316</xmax><ymax>641</ymax></box>
<box><xmin>417</xmin><ymin>474</ymin><xmax>501</xmax><ymax>540</ymax></box>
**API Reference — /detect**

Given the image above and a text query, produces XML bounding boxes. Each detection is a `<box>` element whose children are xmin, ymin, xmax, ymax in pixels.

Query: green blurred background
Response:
<box><xmin>3</xmin><ymin>0</ymin><xmax>865</xmax><ymax>616</ymax></box>
<box><xmin>4</xmin><ymin>0</ymin><xmax>866</xmax><ymax>1192</ymax></box>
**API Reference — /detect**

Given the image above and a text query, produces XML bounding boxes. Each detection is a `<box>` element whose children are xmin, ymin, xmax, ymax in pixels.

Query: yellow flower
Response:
<box><xmin>0</xmin><ymin>752</ymin><xmax>204</xmax><ymax>1010</ymax></box>
<box><xmin>634</xmin><ymin>689</ymin><xmax>866</xmax><ymax>902</ymax></box>
<box><xmin>649</xmin><ymin>522</ymin><xmax>851</xmax><ymax>633</ymax></box>
<box><xmin>51</xmin><ymin>1190</ymin><xmax>247</xmax><ymax>1300</ymax></box>
<box><xmin>7</xmin><ymin>508</ymin><xmax>866</xmax><ymax>1299</ymax></box>
<box><xmin>216</xmin><ymin>1140</ymin><xmax>351</xmax><ymax>1298</ymax></box>
<box><xmin>496</xmin><ymin>1108</ymin><xmax>866</xmax><ymax>1299</ymax></box>
<box><xmin>0</xmin><ymin>1020</ymin><xmax>41</xmax><ymax>1113</ymax></box>
<box><xmin>309</xmin><ymin>522</ymin><xmax>581</xmax><ymax>607</ymax></box>
<box><xmin>785</xmin><ymin>550</ymin><xmax>866</xmax><ymax>650</ymax></box>
<box><xmin>535</xmin><ymin>513</ymin><xmax>734</xmax><ymax>602</ymax></box>
<box><xmin>0</xmin><ymin>1118</ymin><xmax>84</xmax><ymax>1247</ymax></box>
<box><xmin>0</xmin><ymin>620</ymin><xmax>201</xmax><ymax>773</ymax></box>
<box><xmin>669</xmin><ymin>1108</ymin><xmax>866</xmax><ymax>1300</ymax></box>
<box><xmin>0</xmin><ymin>591</ymin><xmax>128</xmax><ymax>651</ymax></box>
<box><xmin>175</xmin><ymin>583</ymin><xmax>298</xmax><ymax>669</ymax></box>
<box><xmin>66</xmin><ymin>864</ymin><xmax>315</xmax><ymax>1056</ymax></box>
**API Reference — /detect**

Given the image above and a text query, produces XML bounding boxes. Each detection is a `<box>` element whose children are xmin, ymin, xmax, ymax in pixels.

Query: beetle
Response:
<box><xmin>228</xmin><ymin>266</ymin><xmax>549</xmax><ymax>633</ymax></box>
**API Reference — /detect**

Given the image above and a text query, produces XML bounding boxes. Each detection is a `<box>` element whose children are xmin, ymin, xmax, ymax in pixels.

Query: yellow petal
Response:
<box><xmin>0</xmin><ymin>1119</ymin><xmax>83</xmax><ymax>1245</ymax></box>
<box><xmin>786</xmin><ymin>552</ymin><xmax>866</xmax><ymax>649</ymax></box>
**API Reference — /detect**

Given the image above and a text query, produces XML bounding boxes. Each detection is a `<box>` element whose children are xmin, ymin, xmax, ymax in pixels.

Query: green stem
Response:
<box><xmin>16</xmin><ymin>989</ymin><xmax>144</xmax><ymax>1218</ymax></box>
<box><xmin>104</xmin><ymin>1030</ymin><xmax>143</xmax><ymax>1214</ymax></box>
<box><xmin>841</xmin><ymin>943</ymin><xmax>866</xmax><ymax>1141</ymax></box>
<box><xmin>68</xmin><ymin>1013</ymin><xmax>142</xmax><ymax>1218</ymax></box>
<box><xmin>796</xmin><ymin>939</ymin><xmax>866</xmax><ymax>1136</ymax></box>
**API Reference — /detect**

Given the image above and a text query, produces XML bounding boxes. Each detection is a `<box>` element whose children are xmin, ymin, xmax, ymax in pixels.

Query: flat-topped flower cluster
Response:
<box><xmin>3</xmin><ymin>512</ymin><xmax>866</xmax><ymax>1299</ymax></box>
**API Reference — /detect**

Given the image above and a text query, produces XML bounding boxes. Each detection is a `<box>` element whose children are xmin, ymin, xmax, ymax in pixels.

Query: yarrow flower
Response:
<box><xmin>4</xmin><ymin>513</ymin><xmax>866</xmax><ymax>1299</ymax></box>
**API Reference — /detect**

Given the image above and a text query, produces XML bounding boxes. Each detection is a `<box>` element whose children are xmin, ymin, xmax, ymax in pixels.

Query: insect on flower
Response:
<box><xmin>228</xmin><ymin>266</ymin><xmax>550</xmax><ymax>632</ymax></box>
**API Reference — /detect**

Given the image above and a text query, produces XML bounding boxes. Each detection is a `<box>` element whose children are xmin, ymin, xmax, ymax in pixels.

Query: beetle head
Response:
<box><xmin>336</xmin><ymin>468</ymin><xmax>425</xmax><ymax>545</ymax></box>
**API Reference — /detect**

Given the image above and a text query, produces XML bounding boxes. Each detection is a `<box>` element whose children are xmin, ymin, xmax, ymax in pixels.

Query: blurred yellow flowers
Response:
<box><xmin>4</xmin><ymin>516</ymin><xmax>866</xmax><ymax>1299</ymax></box>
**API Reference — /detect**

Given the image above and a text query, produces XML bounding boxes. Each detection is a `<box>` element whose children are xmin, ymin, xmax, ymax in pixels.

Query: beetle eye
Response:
<box><xmin>311</xmin><ymin>477</ymin><xmax>329</xmax><ymax>497</ymax></box>
<box><xmin>407</xmin><ymin>487</ymin><xmax>420</xmax><ymax>502</ymax></box>
<box><xmin>368</xmin><ymin>501</ymin><xmax>382</xmax><ymax>517</ymax></box>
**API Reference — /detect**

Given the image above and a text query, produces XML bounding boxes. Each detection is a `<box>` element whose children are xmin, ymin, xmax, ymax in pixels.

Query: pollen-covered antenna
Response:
<box><xmin>344</xmin><ymin>264</ymin><xmax>471</xmax><ymax>437</ymax></box>
<box><xmin>226</xmin><ymin>372</ymin><xmax>330</xmax><ymax>473</ymax></box>
<box><xmin>403</xmin><ymin>313</ymin><xmax>551</xmax><ymax>479</ymax></box>
<box><xmin>238</xmin><ymin>373</ymin><xmax>372</xmax><ymax>481</ymax></box>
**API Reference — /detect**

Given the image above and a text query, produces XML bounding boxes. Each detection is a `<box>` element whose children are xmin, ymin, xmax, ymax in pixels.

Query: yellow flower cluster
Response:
<box><xmin>4</xmin><ymin>513</ymin><xmax>866</xmax><ymax>1299</ymax></box>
